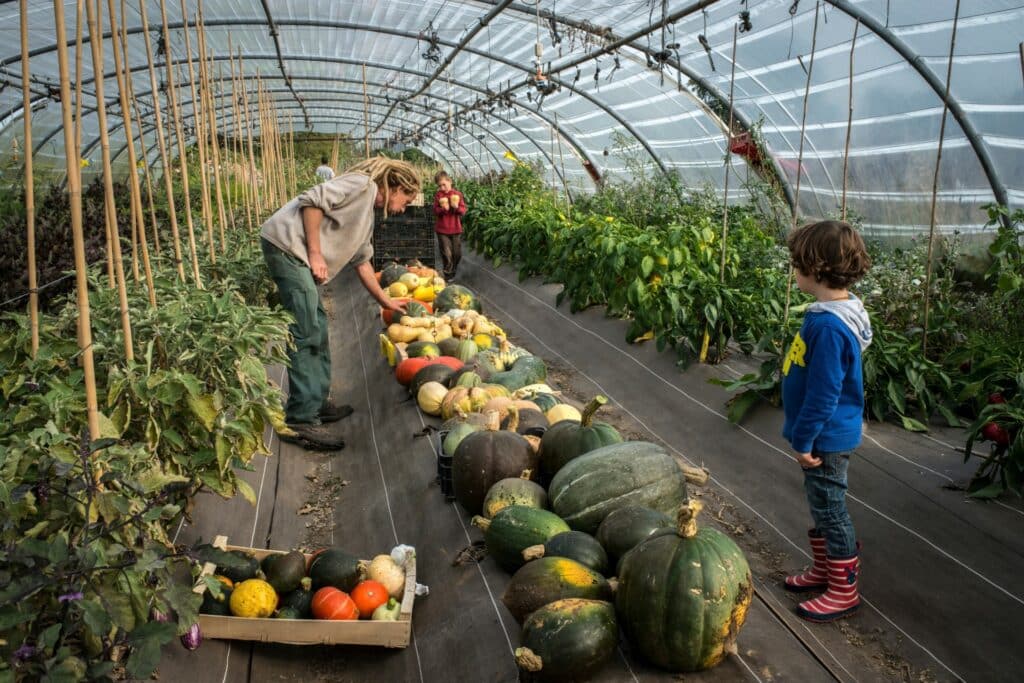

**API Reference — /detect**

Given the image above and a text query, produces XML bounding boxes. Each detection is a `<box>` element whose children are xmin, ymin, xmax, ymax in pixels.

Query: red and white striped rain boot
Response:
<box><xmin>784</xmin><ymin>530</ymin><xmax>828</xmax><ymax>593</ymax></box>
<box><xmin>796</xmin><ymin>554</ymin><xmax>861</xmax><ymax>622</ymax></box>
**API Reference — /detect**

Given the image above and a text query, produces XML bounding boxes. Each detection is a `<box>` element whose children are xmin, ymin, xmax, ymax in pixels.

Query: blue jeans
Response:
<box><xmin>803</xmin><ymin>450</ymin><xmax>857</xmax><ymax>558</ymax></box>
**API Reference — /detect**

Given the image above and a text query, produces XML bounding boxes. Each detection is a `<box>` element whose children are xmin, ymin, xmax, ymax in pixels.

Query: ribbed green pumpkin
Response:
<box><xmin>538</xmin><ymin>396</ymin><xmax>622</xmax><ymax>483</ymax></box>
<box><xmin>472</xmin><ymin>505</ymin><xmax>569</xmax><ymax>572</ymax></box>
<box><xmin>616</xmin><ymin>501</ymin><xmax>752</xmax><ymax>672</ymax></box>
<box><xmin>502</xmin><ymin>556</ymin><xmax>612</xmax><ymax>622</ymax></box>
<box><xmin>596</xmin><ymin>505</ymin><xmax>674</xmax><ymax>572</ymax></box>
<box><xmin>548</xmin><ymin>441</ymin><xmax>687</xmax><ymax>534</ymax></box>
<box><xmin>380</xmin><ymin>263</ymin><xmax>408</xmax><ymax>287</ymax></box>
<box><xmin>434</xmin><ymin>284</ymin><xmax>481</xmax><ymax>312</ymax></box>
<box><xmin>453</xmin><ymin>339</ymin><xmax>480</xmax><ymax>362</ymax></box>
<box><xmin>514</xmin><ymin>599</ymin><xmax>618</xmax><ymax>682</ymax></box>
<box><xmin>522</xmin><ymin>530</ymin><xmax>608</xmax><ymax>576</ymax></box>
<box><xmin>482</xmin><ymin>471</ymin><xmax>548</xmax><ymax>519</ymax></box>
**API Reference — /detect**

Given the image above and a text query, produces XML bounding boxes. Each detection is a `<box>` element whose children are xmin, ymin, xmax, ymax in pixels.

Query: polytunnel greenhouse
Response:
<box><xmin>0</xmin><ymin>0</ymin><xmax>1022</xmax><ymax>680</ymax></box>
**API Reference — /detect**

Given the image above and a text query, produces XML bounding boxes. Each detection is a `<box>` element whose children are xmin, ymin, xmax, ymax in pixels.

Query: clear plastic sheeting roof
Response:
<box><xmin>1</xmin><ymin>0</ymin><xmax>1021</xmax><ymax>237</ymax></box>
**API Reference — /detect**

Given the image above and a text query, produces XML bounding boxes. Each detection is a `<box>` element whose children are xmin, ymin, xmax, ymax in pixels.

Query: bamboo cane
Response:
<box><xmin>240</xmin><ymin>56</ymin><xmax>261</xmax><ymax>219</ymax></box>
<box><xmin>228</xmin><ymin>41</ymin><xmax>253</xmax><ymax>232</ymax></box>
<box><xmin>330</xmin><ymin>134</ymin><xmax>339</xmax><ymax>172</ymax></box>
<box><xmin>362</xmin><ymin>63</ymin><xmax>370</xmax><ymax>159</ymax></box>
<box><xmin>137</xmin><ymin>0</ymin><xmax>184</xmax><ymax>280</ymax></box>
<box><xmin>214</xmin><ymin>61</ymin><xmax>235</xmax><ymax>235</ymax></box>
<box><xmin>85</xmin><ymin>0</ymin><xmax>134</xmax><ymax>361</ymax></box>
<box><xmin>922</xmin><ymin>0</ymin><xmax>960</xmax><ymax>357</ymax></box>
<box><xmin>287</xmin><ymin>114</ymin><xmax>297</xmax><ymax>197</ymax></box>
<box><xmin>198</xmin><ymin>7</ymin><xmax>228</xmax><ymax>250</ymax></box>
<box><xmin>52</xmin><ymin>0</ymin><xmax>101</xmax><ymax>439</ymax></box>
<box><xmin>841</xmin><ymin>20</ymin><xmax>859</xmax><ymax>221</ymax></box>
<box><xmin>179</xmin><ymin>0</ymin><xmax>215</xmax><ymax>263</ymax></box>
<box><xmin>272</xmin><ymin>96</ymin><xmax>287</xmax><ymax>204</ymax></box>
<box><xmin>780</xmin><ymin>2</ymin><xmax>820</xmax><ymax>341</ymax></box>
<box><xmin>20</xmin><ymin>0</ymin><xmax>39</xmax><ymax>358</ymax></box>
<box><xmin>108</xmin><ymin>0</ymin><xmax>156</xmax><ymax>307</ymax></box>
<box><xmin>162</xmin><ymin>0</ymin><xmax>206</xmax><ymax>279</ymax></box>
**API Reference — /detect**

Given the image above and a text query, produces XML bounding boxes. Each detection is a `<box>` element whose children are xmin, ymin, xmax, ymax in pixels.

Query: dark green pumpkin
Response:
<box><xmin>410</xmin><ymin>363</ymin><xmax>455</xmax><ymax>397</ymax></box>
<box><xmin>434</xmin><ymin>284</ymin><xmax>481</xmax><ymax>312</ymax></box>
<box><xmin>277</xmin><ymin>577</ymin><xmax>314</xmax><ymax>618</ymax></box>
<box><xmin>217</xmin><ymin>550</ymin><xmax>260</xmax><ymax>583</ymax></box>
<box><xmin>453</xmin><ymin>422</ymin><xmax>539</xmax><ymax>515</ymax></box>
<box><xmin>489</xmin><ymin>355</ymin><xmax>547</xmax><ymax>392</ymax></box>
<box><xmin>437</xmin><ymin>336</ymin><xmax>461</xmax><ymax>357</ymax></box>
<box><xmin>200</xmin><ymin>586</ymin><xmax>233</xmax><ymax>616</ymax></box>
<box><xmin>380</xmin><ymin>263</ymin><xmax>408</xmax><ymax>287</ymax></box>
<box><xmin>308</xmin><ymin>548</ymin><xmax>363</xmax><ymax>592</ymax></box>
<box><xmin>548</xmin><ymin>441</ymin><xmax>687</xmax><ymax>534</ymax></box>
<box><xmin>264</xmin><ymin>550</ymin><xmax>306</xmax><ymax>594</ymax></box>
<box><xmin>406</xmin><ymin>341</ymin><xmax>441</xmax><ymax>359</ymax></box>
<box><xmin>515</xmin><ymin>599</ymin><xmax>618</xmax><ymax>682</ymax></box>
<box><xmin>482</xmin><ymin>471</ymin><xmax>547</xmax><ymax>519</ymax></box>
<box><xmin>616</xmin><ymin>501</ymin><xmax>752</xmax><ymax>672</ymax></box>
<box><xmin>502</xmin><ymin>556</ymin><xmax>612</xmax><ymax>622</ymax></box>
<box><xmin>523</xmin><ymin>530</ymin><xmax>608</xmax><ymax>576</ymax></box>
<box><xmin>524</xmin><ymin>392</ymin><xmax>561</xmax><ymax>413</ymax></box>
<box><xmin>596</xmin><ymin>505</ymin><xmax>674</xmax><ymax>573</ymax></box>
<box><xmin>472</xmin><ymin>505</ymin><xmax>569</xmax><ymax>572</ymax></box>
<box><xmin>443</xmin><ymin>422</ymin><xmax>484</xmax><ymax>456</ymax></box>
<box><xmin>539</xmin><ymin>395</ymin><xmax>622</xmax><ymax>483</ymax></box>
<box><xmin>405</xmin><ymin>300</ymin><xmax>430</xmax><ymax>318</ymax></box>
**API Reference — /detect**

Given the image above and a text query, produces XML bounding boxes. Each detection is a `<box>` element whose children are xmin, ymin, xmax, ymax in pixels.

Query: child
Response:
<box><xmin>781</xmin><ymin>220</ymin><xmax>872</xmax><ymax>622</ymax></box>
<box><xmin>433</xmin><ymin>171</ymin><xmax>467</xmax><ymax>281</ymax></box>
<box><xmin>261</xmin><ymin>157</ymin><xmax>420</xmax><ymax>450</ymax></box>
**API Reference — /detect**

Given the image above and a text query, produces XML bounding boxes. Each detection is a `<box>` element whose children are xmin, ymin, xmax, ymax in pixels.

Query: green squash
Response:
<box><xmin>522</xmin><ymin>530</ymin><xmax>608</xmax><ymax>576</ymax></box>
<box><xmin>217</xmin><ymin>550</ymin><xmax>260</xmax><ymax>583</ymax></box>
<box><xmin>277</xmin><ymin>577</ymin><xmax>314</xmax><ymax>618</ymax></box>
<box><xmin>453</xmin><ymin>416</ymin><xmax>538</xmax><ymax>515</ymax></box>
<box><xmin>405</xmin><ymin>300</ymin><xmax>431</xmax><ymax>318</ymax></box>
<box><xmin>308</xmin><ymin>548</ymin><xmax>363</xmax><ymax>592</ymax></box>
<box><xmin>380</xmin><ymin>263</ymin><xmax>409</xmax><ymax>287</ymax></box>
<box><xmin>616</xmin><ymin>500</ymin><xmax>752</xmax><ymax>672</ymax></box>
<box><xmin>502</xmin><ymin>557</ymin><xmax>612</xmax><ymax>623</ymax></box>
<box><xmin>454</xmin><ymin>339</ymin><xmax>480</xmax><ymax>362</ymax></box>
<box><xmin>437</xmin><ymin>336</ymin><xmax>461</xmax><ymax>357</ymax></box>
<box><xmin>596</xmin><ymin>505</ymin><xmax>673</xmax><ymax>573</ymax></box>
<box><xmin>443</xmin><ymin>422</ymin><xmax>484</xmax><ymax>456</ymax></box>
<box><xmin>548</xmin><ymin>441</ymin><xmax>687</xmax><ymax>534</ymax></box>
<box><xmin>451</xmin><ymin>370</ymin><xmax>484</xmax><ymax>388</ymax></box>
<box><xmin>515</xmin><ymin>599</ymin><xmax>618</xmax><ymax>682</ymax></box>
<box><xmin>482</xmin><ymin>471</ymin><xmax>547</xmax><ymax>519</ymax></box>
<box><xmin>489</xmin><ymin>355</ymin><xmax>547</xmax><ymax>392</ymax></box>
<box><xmin>472</xmin><ymin>505</ymin><xmax>569</xmax><ymax>572</ymax></box>
<box><xmin>199</xmin><ymin>586</ymin><xmax>233</xmax><ymax>616</ymax></box>
<box><xmin>264</xmin><ymin>550</ymin><xmax>306</xmax><ymax>594</ymax></box>
<box><xmin>406</xmin><ymin>341</ymin><xmax>441</xmax><ymax>359</ymax></box>
<box><xmin>523</xmin><ymin>392</ymin><xmax>561</xmax><ymax>413</ymax></box>
<box><xmin>434</xmin><ymin>284</ymin><xmax>482</xmax><ymax>312</ymax></box>
<box><xmin>538</xmin><ymin>395</ymin><xmax>622</xmax><ymax>483</ymax></box>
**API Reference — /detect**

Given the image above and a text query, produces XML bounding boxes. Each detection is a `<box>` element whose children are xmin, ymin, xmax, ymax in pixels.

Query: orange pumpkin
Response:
<box><xmin>350</xmin><ymin>580</ymin><xmax>390</xmax><ymax>619</ymax></box>
<box><xmin>374</xmin><ymin>270</ymin><xmax>383</xmax><ymax>283</ymax></box>
<box><xmin>434</xmin><ymin>356</ymin><xmax>465</xmax><ymax>372</ymax></box>
<box><xmin>311</xmin><ymin>587</ymin><xmax>360</xmax><ymax>620</ymax></box>
<box><xmin>396</xmin><ymin>357</ymin><xmax>438</xmax><ymax>385</ymax></box>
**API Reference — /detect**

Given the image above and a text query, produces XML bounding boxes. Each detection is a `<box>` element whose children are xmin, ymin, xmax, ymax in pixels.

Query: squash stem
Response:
<box><xmin>507</xmin><ymin>405</ymin><xmax>520</xmax><ymax>432</ymax></box>
<box><xmin>676</xmin><ymin>499</ymin><xmax>703</xmax><ymax>538</ymax></box>
<box><xmin>580</xmin><ymin>395</ymin><xmax>608</xmax><ymax>427</ymax></box>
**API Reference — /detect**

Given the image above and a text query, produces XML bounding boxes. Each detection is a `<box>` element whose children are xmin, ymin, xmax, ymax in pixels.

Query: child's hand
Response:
<box><xmin>450</xmin><ymin>194</ymin><xmax>460</xmax><ymax>208</ymax></box>
<box><xmin>439</xmin><ymin>197</ymin><xmax>450</xmax><ymax>209</ymax></box>
<box><xmin>795</xmin><ymin>452</ymin><xmax>822</xmax><ymax>468</ymax></box>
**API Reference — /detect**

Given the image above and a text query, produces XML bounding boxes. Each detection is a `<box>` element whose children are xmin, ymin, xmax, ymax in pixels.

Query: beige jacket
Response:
<box><xmin>260</xmin><ymin>173</ymin><xmax>376</xmax><ymax>283</ymax></box>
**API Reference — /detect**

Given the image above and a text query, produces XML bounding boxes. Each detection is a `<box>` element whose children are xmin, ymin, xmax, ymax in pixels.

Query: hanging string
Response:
<box><xmin>922</xmin><ymin>0</ymin><xmax>961</xmax><ymax>358</ymax></box>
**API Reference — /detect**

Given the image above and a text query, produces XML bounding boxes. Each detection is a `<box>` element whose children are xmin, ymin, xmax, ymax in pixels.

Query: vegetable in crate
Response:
<box><xmin>372</xmin><ymin>598</ymin><xmax>402</xmax><ymax>621</ymax></box>
<box><xmin>229</xmin><ymin>579</ymin><xmax>279</xmax><ymax>618</ymax></box>
<box><xmin>366</xmin><ymin>554</ymin><xmax>407</xmax><ymax>599</ymax></box>
<box><xmin>311</xmin><ymin>587</ymin><xmax>360</xmax><ymax>620</ymax></box>
<box><xmin>277</xmin><ymin>577</ymin><xmax>315</xmax><ymax>618</ymax></box>
<box><xmin>350</xmin><ymin>580</ymin><xmax>391</xmax><ymax>619</ymax></box>
<box><xmin>616</xmin><ymin>500</ymin><xmax>752</xmax><ymax>672</ymax></box>
<box><xmin>265</xmin><ymin>550</ymin><xmax>306</xmax><ymax>594</ymax></box>
<box><xmin>309</xmin><ymin>548</ymin><xmax>364</xmax><ymax>591</ymax></box>
<box><xmin>548</xmin><ymin>441</ymin><xmax>688</xmax><ymax>534</ymax></box>
<box><xmin>515</xmin><ymin>599</ymin><xmax>618</xmax><ymax>683</ymax></box>
<box><xmin>217</xmin><ymin>550</ymin><xmax>260</xmax><ymax>583</ymax></box>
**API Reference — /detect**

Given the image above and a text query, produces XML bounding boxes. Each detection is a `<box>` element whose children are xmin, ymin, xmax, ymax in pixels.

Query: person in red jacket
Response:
<box><xmin>433</xmin><ymin>171</ymin><xmax>467</xmax><ymax>281</ymax></box>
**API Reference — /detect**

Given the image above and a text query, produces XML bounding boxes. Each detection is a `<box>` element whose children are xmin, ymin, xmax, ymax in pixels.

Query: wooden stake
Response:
<box><xmin>923</xmin><ymin>0</ymin><xmax>960</xmax><ymax>357</ymax></box>
<box><xmin>159</xmin><ymin>0</ymin><xmax>203</xmax><ymax>286</ymax></box>
<box><xmin>52</xmin><ymin>0</ymin><xmax>101</xmax><ymax>439</ymax></box>
<box><xmin>198</xmin><ymin>7</ymin><xmax>228</xmax><ymax>251</ymax></box>
<box><xmin>229</xmin><ymin>41</ymin><xmax>253</xmax><ymax>232</ymax></box>
<box><xmin>363</xmin><ymin>63</ymin><xmax>370</xmax><ymax>158</ymax></box>
<box><xmin>240</xmin><ymin>56</ymin><xmax>261</xmax><ymax>219</ymax></box>
<box><xmin>841</xmin><ymin>20</ymin><xmax>859</xmax><ymax>221</ymax></box>
<box><xmin>137</xmin><ymin>0</ymin><xmax>185</xmax><ymax>280</ymax></box>
<box><xmin>20</xmin><ymin>0</ymin><xmax>39</xmax><ymax>358</ymax></box>
<box><xmin>180</xmin><ymin>1</ymin><xmax>215</xmax><ymax>262</ymax></box>
<box><xmin>108</xmin><ymin>0</ymin><xmax>156</xmax><ymax>307</ymax></box>
<box><xmin>781</xmin><ymin>2</ymin><xmax>820</xmax><ymax>339</ymax></box>
<box><xmin>214</xmin><ymin>61</ymin><xmax>235</xmax><ymax>236</ymax></box>
<box><xmin>85</xmin><ymin>0</ymin><xmax>134</xmax><ymax>361</ymax></box>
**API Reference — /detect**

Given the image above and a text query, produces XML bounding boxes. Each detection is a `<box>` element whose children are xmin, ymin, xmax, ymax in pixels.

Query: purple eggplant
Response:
<box><xmin>180</xmin><ymin>623</ymin><xmax>202</xmax><ymax>651</ymax></box>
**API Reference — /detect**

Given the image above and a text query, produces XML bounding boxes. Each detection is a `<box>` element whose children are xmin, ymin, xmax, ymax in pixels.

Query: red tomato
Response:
<box><xmin>311</xmin><ymin>587</ymin><xmax>359</xmax><ymax>620</ymax></box>
<box><xmin>350</xmin><ymin>580</ymin><xmax>390</xmax><ymax>619</ymax></box>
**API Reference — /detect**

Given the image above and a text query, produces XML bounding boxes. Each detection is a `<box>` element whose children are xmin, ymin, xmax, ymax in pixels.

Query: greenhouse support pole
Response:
<box><xmin>108</xmin><ymin>0</ymin><xmax>156</xmax><ymax>307</ymax></box>
<box><xmin>553</xmin><ymin>112</ymin><xmax>570</xmax><ymax>210</ymax></box>
<box><xmin>781</xmin><ymin>2</ymin><xmax>820</xmax><ymax>342</ymax></box>
<box><xmin>52</xmin><ymin>0</ymin><xmax>101</xmax><ymax>440</ymax></box>
<box><xmin>841</xmin><ymin>20</ymin><xmax>859</xmax><ymax>222</ymax></box>
<box><xmin>162</xmin><ymin>0</ymin><xmax>206</xmax><ymax>283</ymax></box>
<box><xmin>363</xmin><ymin>63</ymin><xmax>370</xmax><ymax>159</ymax></box>
<box><xmin>20</xmin><ymin>0</ymin><xmax>39</xmax><ymax>358</ymax></box>
<box><xmin>179</xmin><ymin>1</ymin><xmax>216</xmax><ymax>264</ymax></box>
<box><xmin>138</xmin><ymin>0</ymin><xmax>184</xmax><ymax>280</ymax></box>
<box><xmin>85</xmin><ymin>0</ymin><xmax>134</xmax><ymax>362</ymax></box>
<box><xmin>923</xmin><ymin>0</ymin><xmax>960</xmax><ymax>358</ymax></box>
<box><xmin>288</xmin><ymin>114</ymin><xmax>297</xmax><ymax>197</ymax></box>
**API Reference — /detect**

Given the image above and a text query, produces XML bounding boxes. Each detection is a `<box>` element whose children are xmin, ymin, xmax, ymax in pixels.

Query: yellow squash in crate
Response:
<box><xmin>229</xmin><ymin>579</ymin><xmax>278</xmax><ymax>618</ymax></box>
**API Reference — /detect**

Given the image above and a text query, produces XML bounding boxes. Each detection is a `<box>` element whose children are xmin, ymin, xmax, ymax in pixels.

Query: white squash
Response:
<box><xmin>366</xmin><ymin>554</ymin><xmax>406</xmax><ymax>599</ymax></box>
<box><xmin>417</xmin><ymin>381</ymin><xmax>449</xmax><ymax>416</ymax></box>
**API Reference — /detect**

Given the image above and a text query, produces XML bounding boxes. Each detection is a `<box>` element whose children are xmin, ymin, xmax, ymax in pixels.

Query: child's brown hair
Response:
<box><xmin>787</xmin><ymin>220</ymin><xmax>871</xmax><ymax>290</ymax></box>
<box><xmin>434</xmin><ymin>170</ymin><xmax>451</xmax><ymax>184</ymax></box>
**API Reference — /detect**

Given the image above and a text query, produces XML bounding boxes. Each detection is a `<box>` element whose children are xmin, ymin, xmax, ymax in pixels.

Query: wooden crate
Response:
<box><xmin>194</xmin><ymin>536</ymin><xmax>416</xmax><ymax>647</ymax></box>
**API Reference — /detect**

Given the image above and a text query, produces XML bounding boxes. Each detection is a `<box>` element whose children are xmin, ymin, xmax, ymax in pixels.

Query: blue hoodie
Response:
<box><xmin>781</xmin><ymin>295</ymin><xmax>873</xmax><ymax>454</ymax></box>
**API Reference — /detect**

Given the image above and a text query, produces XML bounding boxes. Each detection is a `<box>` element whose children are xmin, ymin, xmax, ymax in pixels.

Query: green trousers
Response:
<box><xmin>262</xmin><ymin>239</ymin><xmax>331</xmax><ymax>424</ymax></box>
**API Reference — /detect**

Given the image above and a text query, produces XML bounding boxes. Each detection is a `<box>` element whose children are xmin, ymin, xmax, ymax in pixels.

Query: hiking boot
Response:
<box><xmin>319</xmin><ymin>401</ymin><xmax>354</xmax><ymax>424</ymax></box>
<box><xmin>278</xmin><ymin>422</ymin><xmax>345</xmax><ymax>451</ymax></box>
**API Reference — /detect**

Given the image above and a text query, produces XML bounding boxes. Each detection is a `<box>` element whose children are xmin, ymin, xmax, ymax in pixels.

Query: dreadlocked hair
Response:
<box><xmin>345</xmin><ymin>156</ymin><xmax>422</xmax><ymax>218</ymax></box>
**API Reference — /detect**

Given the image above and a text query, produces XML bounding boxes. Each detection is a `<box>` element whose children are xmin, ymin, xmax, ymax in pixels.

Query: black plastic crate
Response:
<box><xmin>372</xmin><ymin>206</ymin><xmax>437</xmax><ymax>271</ymax></box>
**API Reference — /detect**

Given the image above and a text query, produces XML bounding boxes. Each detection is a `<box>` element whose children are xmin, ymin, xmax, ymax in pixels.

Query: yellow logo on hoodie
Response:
<box><xmin>783</xmin><ymin>332</ymin><xmax>807</xmax><ymax>376</ymax></box>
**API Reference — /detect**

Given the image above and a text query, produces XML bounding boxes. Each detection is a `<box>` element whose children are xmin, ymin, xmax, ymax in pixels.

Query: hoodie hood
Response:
<box><xmin>807</xmin><ymin>295</ymin><xmax>873</xmax><ymax>351</ymax></box>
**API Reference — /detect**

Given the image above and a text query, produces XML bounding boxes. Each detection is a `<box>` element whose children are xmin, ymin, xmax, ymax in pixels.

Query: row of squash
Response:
<box><xmin>377</xmin><ymin>281</ymin><xmax>753</xmax><ymax>680</ymax></box>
